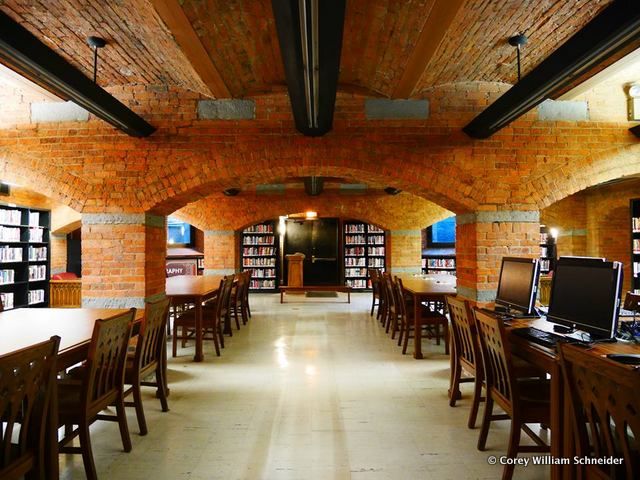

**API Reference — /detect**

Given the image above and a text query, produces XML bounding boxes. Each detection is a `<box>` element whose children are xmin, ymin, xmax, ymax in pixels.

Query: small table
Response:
<box><xmin>397</xmin><ymin>275</ymin><xmax>456</xmax><ymax>359</ymax></box>
<box><xmin>166</xmin><ymin>275</ymin><xmax>223</xmax><ymax>362</ymax></box>
<box><xmin>279</xmin><ymin>285</ymin><xmax>351</xmax><ymax>303</ymax></box>
<box><xmin>0</xmin><ymin>307</ymin><xmax>145</xmax><ymax>480</ymax></box>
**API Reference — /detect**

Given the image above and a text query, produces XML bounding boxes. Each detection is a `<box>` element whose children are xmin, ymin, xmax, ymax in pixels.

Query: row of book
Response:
<box><xmin>426</xmin><ymin>270</ymin><xmax>456</xmax><ymax>276</ymax></box>
<box><xmin>634</xmin><ymin>239</ymin><xmax>640</xmax><ymax>254</ymax></box>
<box><xmin>368</xmin><ymin>226</ymin><xmax>384</xmax><ymax>233</ymax></box>
<box><xmin>540</xmin><ymin>259</ymin><xmax>551</xmax><ymax>272</ymax></box>
<box><xmin>634</xmin><ymin>262</ymin><xmax>640</xmax><ymax>278</ymax></box>
<box><xmin>242</xmin><ymin>247</ymin><xmax>275</xmax><ymax>256</ymax></box>
<box><xmin>0</xmin><ymin>226</ymin><xmax>20</xmax><ymax>242</ymax></box>
<box><xmin>368</xmin><ymin>235</ymin><xmax>384</xmax><ymax>245</ymax></box>
<box><xmin>633</xmin><ymin>217</ymin><xmax>640</xmax><ymax>233</ymax></box>
<box><xmin>242</xmin><ymin>257</ymin><xmax>276</xmax><ymax>267</ymax></box>
<box><xmin>0</xmin><ymin>269</ymin><xmax>15</xmax><ymax>285</ymax></box>
<box><xmin>243</xmin><ymin>235</ymin><xmax>275</xmax><ymax>245</ymax></box>
<box><xmin>29</xmin><ymin>246</ymin><xmax>47</xmax><ymax>261</ymax></box>
<box><xmin>29</xmin><ymin>228</ymin><xmax>44</xmax><ymax>242</ymax></box>
<box><xmin>28</xmin><ymin>265</ymin><xmax>46</xmax><ymax>281</ymax></box>
<box><xmin>28</xmin><ymin>289</ymin><xmax>45</xmax><ymax>305</ymax></box>
<box><xmin>346</xmin><ymin>279</ymin><xmax>369</xmax><ymax>289</ymax></box>
<box><xmin>345</xmin><ymin>234</ymin><xmax>366</xmax><ymax>245</ymax></box>
<box><xmin>345</xmin><ymin>257</ymin><xmax>366</xmax><ymax>266</ymax></box>
<box><xmin>29</xmin><ymin>212</ymin><xmax>41</xmax><ymax>227</ymax></box>
<box><xmin>540</xmin><ymin>232</ymin><xmax>548</xmax><ymax>244</ymax></box>
<box><xmin>426</xmin><ymin>258</ymin><xmax>456</xmax><ymax>268</ymax></box>
<box><xmin>368</xmin><ymin>258</ymin><xmax>385</xmax><ymax>268</ymax></box>
<box><xmin>250</xmin><ymin>279</ymin><xmax>275</xmax><ymax>289</ymax></box>
<box><xmin>344</xmin><ymin>224</ymin><xmax>365</xmax><ymax>233</ymax></box>
<box><xmin>368</xmin><ymin>247</ymin><xmax>385</xmax><ymax>256</ymax></box>
<box><xmin>345</xmin><ymin>247</ymin><xmax>366</xmax><ymax>256</ymax></box>
<box><xmin>0</xmin><ymin>246</ymin><xmax>22</xmax><ymax>263</ymax></box>
<box><xmin>540</xmin><ymin>246</ymin><xmax>549</xmax><ymax>257</ymax></box>
<box><xmin>251</xmin><ymin>268</ymin><xmax>276</xmax><ymax>278</ymax></box>
<box><xmin>345</xmin><ymin>267</ymin><xmax>368</xmax><ymax>277</ymax></box>
<box><xmin>243</xmin><ymin>224</ymin><xmax>273</xmax><ymax>234</ymax></box>
<box><xmin>1</xmin><ymin>292</ymin><xmax>14</xmax><ymax>309</ymax></box>
<box><xmin>0</xmin><ymin>209</ymin><xmax>22</xmax><ymax>226</ymax></box>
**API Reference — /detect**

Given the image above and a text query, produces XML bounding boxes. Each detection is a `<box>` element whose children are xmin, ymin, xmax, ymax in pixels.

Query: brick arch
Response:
<box><xmin>170</xmin><ymin>191</ymin><xmax>452</xmax><ymax>232</ymax></box>
<box><xmin>145</xmin><ymin>141</ymin><xmax>480</xmax><ymax>216</ymax></box>
<box><xmin>0</xmin><ymin>149</ymin><xmax>90</xmax><ymax>211</ymax></box>
<box><xmin>523</xmin><ymin>142</ymin><xmax>640</xmax><ymax>209</ymax></box>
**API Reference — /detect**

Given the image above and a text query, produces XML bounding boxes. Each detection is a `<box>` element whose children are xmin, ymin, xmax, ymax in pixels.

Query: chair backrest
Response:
<box><xmin>0</xmin><ymin>336</ymin><xmax>60</xmax><ymax>479</ymax></box>
<box><xmin>136</xmin><ymin>297</ymin><xmax>171</xmax><ymax>374</ymax></box>
<box><xmin>217</xmin><ymin>275</ymin><xmax>235</xmax><ymax>318</ymax></box>
<box><xmin>446</xmin><ymin>296</ymin><xmax>480</xmax><ymax>372</ymax></box>
<box><xmin>558</xmin><ymin>343</ymin><xmax>640</xmax><ymax>480</ymax></box>
<box><xmin>83</xmin><ymin>309</ymin><xmax>136</xmax><ymax>414</ymax></box>
<box><xmin>393</xmin><ymin>276</ymin><xmax>407</xmax><ymax>319</ymax></box>
<box><xmin>233</xmin><ymin>272</ymin><xmax>246</xmax><ymax>305</ymax></box>
<box><xmin>624</xmin><ymin>291</ymin><xmax>640</xmax><ymax>312</ymax></box>
<box><xmin>244</xmin><ymin>269</ymin><xmax>253</xmax><ymax>298</ymax></box>
<box><xmin>473</xmin><ymin>309</ymin><xmax>516</xmax><ymax>414</ymax></box>
<box><xmin>382</xmin><ymin>273</ymin><xmax>396</xmax><ymax>313</ymax></box>
<box><xmin>368</xmin><ymin>268</ymin><xmax>379</xmax><ymax>293</ymax></box>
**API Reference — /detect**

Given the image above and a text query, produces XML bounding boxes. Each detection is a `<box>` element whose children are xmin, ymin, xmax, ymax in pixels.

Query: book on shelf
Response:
<box><xmin>345</xmin><ymin>224</ymin><xmax>365</xmax><ymax>233</ymax></box>
<box><xmin>634</xmin><ymin>262</ymin><xmax>640</xmax><ymax>278</ymax></box>
<box><xmin>0</xmin><ymin>209</ymin><xmax>22</xmax><ymax>226</ymax></box>
<box><xmin>243</xmin><ymin>235</ymin><xmax>275</xmax><ymax>245</ymax></box>
<box><xmin>345</xmin><ymin>234</ymin><xmax>366</xmax><ymax>244</ymax></box>
<box><xmin>368</xmin><ymin>247</ymin><xmax>385</xmax><ymax>256</ymax></box>
<box><xmin>29</xmin><ymin>227</ymin><xmax>43</xmax><ymax>242</ymax></box>
<box><xmin>540</xmin><ymin>232</ymin><xmax>548</xmax><ymax>243</ymax></box>
<box><xmin>428</xmin><ymin>270</ymin><xmax>456</xmax><ymax>276</ymax></box>
<box><xmin>345</xmin><ymin>257</ymin><xmax>366</xmax><ymax>266</ymax></box>
<box><xmin>28</xmin><ymin>264</ymin><xmax>46</xmax><ymax>281</ymax></box>
<box><xmin>540</xmin><ymin>245</ymin><xmax>548</xmax><ymax>257</ymax></box>
<box><xmin>243</xmin><ymin>246</ymin><xmax>275</xmax><ymax>256</ymax></box>
<box><xmin>0</xmin><ymin>269</ymin><xmax>15</xmax><ymax>285</ymax></box>
<box><xmin>367</xmin><ymin>258</ymin><xmax>385</xmax><ymax>268</ymax></box>
<box><xmin>346</xmin><ymin>279</ymin><xmax>368</xmax><ymax>289</ymax></box>
<box><xmin>0</xmin><ymin>226</ymin><xmax>21</xmax><ymax>242</ymax></box>
<box><xmin>243</xmin><ymin>224</ymin><xmax>274</xmax><ymax>234</ymax></box>
<box><xmin>0</xmin><ymin>292</ymin><xmax>14</xmax><ymax>309</ymax></box>
<box><xmin>633</xmin><ymin>217</ymin><xmax>640</xmax><ymax>232</ymax></box>
<box><xmin>28</xmin><ymin>289</ymin><xmax>45</xmax><ymax>305</ymax></box>
<box><xmin>427</xmin><ymin>258</ymin><xmax>455</xmax><ymax>268</ymax></box>
<box><xmin>250</xmin><ymin>279</ymin><xmax>275</xmax><ymax>289</ymax></box>
<box><xmin>540</xmin><ymin>259</ymin><xmax>550</xmax><ymax>272</ymax></box>
<box><xmin>243</xmin><ymin>257</ymin><xmax>276</xmax><ymax>267</ymax></box>
<box><xmin>28</xmin><ymin>212</ymin><xmax>40</xmax><ymax>227</ymax></box>
<box><xmin>345</xmin><ymin>267</ymin><xmax>368</xmax><ymax>277</ymax></box>
<box><xmin>634</xmin><ymin>239</ymin><xmax>640</xmax><ymax>254</ymax></box>
<box><xmin>28</xmin><ymin>246</ymin><xmax>47</xmax><ymax>261</ymax></box>
<box><xmin>0</xmin><ymin>246</ymin><xmax>22</xmax><ymax>262</ymax></box>
<box><xmin>345</xmin><ymin>247</ymin><xmax>365</xmax><ymax>256</ymax></box>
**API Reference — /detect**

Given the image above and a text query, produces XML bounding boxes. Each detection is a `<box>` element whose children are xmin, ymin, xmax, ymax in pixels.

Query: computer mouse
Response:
<box><xmin>606</xmin><ymin>354</ymin><xmax>640</xmax><ymax>365</ymax></box>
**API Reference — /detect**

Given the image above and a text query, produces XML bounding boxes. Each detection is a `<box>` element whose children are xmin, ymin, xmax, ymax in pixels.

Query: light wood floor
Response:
<box><xmin>59</xmin><ymin>293</ymin><xmax>548</xmax><ymax>479</ymax></box>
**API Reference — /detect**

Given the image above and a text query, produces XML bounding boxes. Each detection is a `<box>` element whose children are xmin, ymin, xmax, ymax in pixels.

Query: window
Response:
<box><xmin>427</xmin><ymin>216</ymin><xmax>456</xmax><ymax>247</ymax></box>
<box><xmin>167</xmin><ymin>217</ymin><xmax>192</xmax><ymax>246</ymax></box>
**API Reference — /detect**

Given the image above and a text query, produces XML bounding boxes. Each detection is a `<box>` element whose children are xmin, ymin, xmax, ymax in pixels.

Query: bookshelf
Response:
<box><xmin>631</xmin><ymin>199</ymin><xmax>640</xmax><ymax>293</ymax></box>
<box><xmin>343</xmin><ymin>221</ymin><xmax>386</xmax><ymax>289</ymax></box>
<box><xmin>0</xmin><ymin>204</ymin><xmax>50</xmax><ymax>310</ymax></box>
<box><xmin>539</xmin><ymin>225</ymin><xmax>551</xmax><ymax>274</ymax></box>
<box><xmin>241</xmin><ymin>221</ymin><xmax>278</xmax><ymax>291</ymax></box>
<box><xmin>422</xmin><ymin>248</ymin><xmax>456</xmax><ymax>275</ymax></box>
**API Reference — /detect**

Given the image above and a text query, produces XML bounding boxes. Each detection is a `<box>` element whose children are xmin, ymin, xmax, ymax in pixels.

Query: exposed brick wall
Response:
<box><xmin>541</xmin><ymin>193</ymin><xmax>587</xmax><ymax>257</ymax></box>
<box><xmin>389</xmin><ymin>231</ymin><xmax>422</xmax><ymax>273</ymax></box>
<box><xmin>203</xmin><ymin>232</ymin><xmax>236</xmax><ymax>274</ymax></box>
<box><xmin>50</xmin><ymin>234</ymin><xmax>67</xmax><ymax>274</ymax></box>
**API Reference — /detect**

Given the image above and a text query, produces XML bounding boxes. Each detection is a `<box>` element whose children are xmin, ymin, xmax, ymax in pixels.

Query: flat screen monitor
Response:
<box><xmin>546</xmin><ymin>257</ymin><xmax>623</xmax><ymax>340</ymax></box>
<box><xmin>495</xmin><ymin>257</ymin><xmax>540</xmax><ymax>316</ymax></box>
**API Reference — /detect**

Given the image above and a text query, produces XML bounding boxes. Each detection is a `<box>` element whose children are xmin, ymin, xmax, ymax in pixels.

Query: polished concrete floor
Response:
<box><xmin>60</xmin><ymin>293</ymin><xmax>549</xmax><ymax>479</ymax></box>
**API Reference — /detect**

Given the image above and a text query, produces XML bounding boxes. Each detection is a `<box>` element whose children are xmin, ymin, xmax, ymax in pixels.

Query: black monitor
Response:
<box><xmin>495</xmin><ymin>257</ymin><xmax>540</xmax><ymax>316</ymax></box>
<box><xmin>546</xmin><ymin>257</ymin><xmax>623</xmax><ymax>340</ymax></box>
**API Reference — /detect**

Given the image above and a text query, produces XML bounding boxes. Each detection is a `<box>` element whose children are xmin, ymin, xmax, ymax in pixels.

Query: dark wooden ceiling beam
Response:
<box><xmin>151</xmin><ymin>0</ymin><xmax>231</xmax><ymax>99</ymax></box>
<box><xmin>0</xmin><ymin>11</ymin><xmax>155</xmax><ymax>137</ymax></box>
<box><xmin>272</xmin><ymin>0</ymin><xmax>347</xmax><ymax>136</ymax></box>
<box><xmin>464</xmin><ymin>0</ymin><xmax>640</xmax><ymax>139</ymax></box>
<box><xmin>392</xmin><ymin>0</ymin><xmax>466</xmax><ymax>99</ymax></box>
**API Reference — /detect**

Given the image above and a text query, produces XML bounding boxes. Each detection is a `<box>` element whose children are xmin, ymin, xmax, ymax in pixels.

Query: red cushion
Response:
<box><xmin>51</xmin><ymin>272</ymin><xmax>79</xmax><ymax>280</ymax></box>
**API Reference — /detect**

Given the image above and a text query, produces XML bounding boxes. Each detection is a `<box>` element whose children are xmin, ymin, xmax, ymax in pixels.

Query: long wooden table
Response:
<box><xmin>166</xmin><ymin>275</ymin><xmax>223</xmax><ymax>362</ymax></box>
<box><xmin>507</xmin><ymin>317</ymin><xmax>640</xmax><ymax>480</ymax></box>
<box><xmin>0</xmin><ymin>307</ymin><xmax>145</xmax><ymax>480</ymax></box>
<box><xmin>397</xmin><ymin>275</ymin><xmax>456</xmax><ymax>359</ymax></box>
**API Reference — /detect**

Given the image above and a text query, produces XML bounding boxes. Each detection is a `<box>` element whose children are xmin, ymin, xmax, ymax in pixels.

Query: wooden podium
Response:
<box><xmin>286</xmin><ymin>253</ymin><xmax>305</xmax><ymax>287</ymax></box>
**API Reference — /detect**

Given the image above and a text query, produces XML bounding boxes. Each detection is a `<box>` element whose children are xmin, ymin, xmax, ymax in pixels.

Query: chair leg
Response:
<box><xmin>115</xmin><ymin>395</ymin><xmax>132</xmax><ymax>452</ymax></box>
<box><xmin>503</xmin><ymin>421</ymin><xmax>521</xmax><ymax>480</ymax></box>
<box><xmin>370</xmin><ymin>296</ymin><xmax>375</xmax><ymax>316</ymax></box>
<box><xmin>234</xmin><ymin>308</ymin><xmax>241</xmax><ymax>330</ymax></box>
<box><xmin>218</xmin><ymin>324</ymin><xmax>225</xmax><ymax>349</ymax></box>
<box><xmin>402</xmin><ymin>326</ymin><xmax>411</xmax><ymax>355</ymax></box>
<box><xmin>213</xmin><ymin>326</ymin><xmax>221</xmax><ymax>356</ymax></box>
<box><xmin>397</xmin><ymin>323</ymin><xmax>404</xmax><ymax>346</ymax></box>
<box><xmin>131</xmin><ymin>378</ymin><xmax>148</xmax><ymax>436</ymax></box>
<box><xmin>468</xmin><ymin>376</ymin><xmax>483</xmax><ymax>429</ymax></box>
<box><xmin>156</xmin><ymin>365</ymin><xmax>169</xmax><ymax>412</ymax></box>
<box><xmin>241</xmin><ymin>303</ymin><xmax>249</xmax><ymax>325</ymax></box>
<box><xmin>79</xmin><ymin>421</ymin><xmax>98</xmax><ymax>480</ymax></box>
<box><xmin>172</xmin><ymin>326</ymin><xmax>178</xmax><ymax>358</ymax></box>
<box><xmin>477</xmin><ymin>395</ymin><xmax>494</xmax><ymax>451</ymax></box>
<box><xmin>449</xmin><ymin>359</ymin><xmax>462</xmax><ymax>407</ymax></box>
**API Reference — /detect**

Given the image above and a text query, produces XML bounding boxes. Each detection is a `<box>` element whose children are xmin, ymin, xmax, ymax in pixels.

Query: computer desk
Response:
<box><xmin>507</xmin><ymin>317</ymin><xmax>640</xmax><ymax>480</ymax></box>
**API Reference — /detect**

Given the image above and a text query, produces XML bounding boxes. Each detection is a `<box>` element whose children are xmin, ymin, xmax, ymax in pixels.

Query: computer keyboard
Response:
<box><xmin>511</xmin><ymin>327</ymin><xmax>566</xmax><ymax>348</ymax></box>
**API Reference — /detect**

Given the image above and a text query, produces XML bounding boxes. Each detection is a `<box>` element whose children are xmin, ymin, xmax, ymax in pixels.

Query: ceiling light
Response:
<box><xmin>305</xmin><ymin>211</ymin><xmax>318</xmax><ymax>219</ymax></box>
<box><xmin>508</xmin><ymin>33</ymin><xmax>528</xmax><ymax>82</ymax></box>
<box><xmin>87</xmin><ymin>36</ymin><xmax>106</xmax><ymax>84</ymax></box>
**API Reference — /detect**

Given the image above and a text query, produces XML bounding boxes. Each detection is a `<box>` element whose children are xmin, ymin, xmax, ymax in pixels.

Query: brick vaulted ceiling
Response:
<box><xmin>0</xmin><ymin>0</ymin><xmax>614</xmax><ymax>99</ymax></box>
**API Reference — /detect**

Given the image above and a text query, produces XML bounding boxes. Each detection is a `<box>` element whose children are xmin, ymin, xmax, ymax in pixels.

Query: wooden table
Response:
<box><xmin>507</xmin><ymin>317</ymin><xmax>640</xmax><ymax>480</ymax></box>
<box><xmin>398</xmin><ymin>275</ymin><xmax>456</xmax><ymax>359</ymax></box>
<box><xmin>0</xmin><ymin>307</ymin><xmax>145</xmax><ymax>480</ymax></box>
<box><xmin>166</xmin><ymin>275</ymin><xmax>223</xmax><ymax>362</ymax></box>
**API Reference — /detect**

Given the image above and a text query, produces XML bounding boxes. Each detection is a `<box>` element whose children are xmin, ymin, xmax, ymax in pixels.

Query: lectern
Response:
<box><xmin>286</xmin><ymin>253</ymin><xmax>305</xmax><ymax>287</ymax></box>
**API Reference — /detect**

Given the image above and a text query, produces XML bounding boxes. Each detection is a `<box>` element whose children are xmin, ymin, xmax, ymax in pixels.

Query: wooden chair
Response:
<box><xmin>382</xmin><ymin>273</ymin><xmax>398</xmax><ymax>336</ymax></box>
<box><xmin>624</xmin><ymin>291</ymin><xmax>640</xmax><ymax>312</ymax></box>
<box><xmin>229</xmin><ymin>271</ymin><xmax>248</xmax><ymax>329</ymax></box>
<box><xmin>368</xmin><ymin>268</ymin><xmax>381</xmax><ymax>317</ymax></box>
<box><xmin>474</xmin><ymin>309</ymin><xmax>550</xmax><ymax>480</ymax></box>
<box><xmin>173</xmin><ymin>275</ymin><xmax>235</xmax><ymax>357</ymax></box>
<box><xmin>558</xmin><ymin>343</ymin><xmax>640</xmax><ymax>480</ymax></box>
<box><xmin>446</xmin><ymin>295</ymin><xmax>484</xmax><ymax>428</ymax></box>
<box><xmin>124</xmin><ymin>297</ymin><xmax>171</xmax><ymax>435</ymax></box>
<box><xmin>0</xmin><ymin>336</ymin><xmax>60</xmax><ymax>480</ymax></box>
<box><xmin>244</xmin><ymin>269</ymin><xmax>253</xmax><ymax>319</ymax></box>
<box><xmin>395</xmin><ymin>276</ymin><xmax>449</xmax><ymax>355</ymax></box>
<box><xmin>57</xmin><ymin>309</ymin><xmax>136</xmax><ymax>480</ymax></box>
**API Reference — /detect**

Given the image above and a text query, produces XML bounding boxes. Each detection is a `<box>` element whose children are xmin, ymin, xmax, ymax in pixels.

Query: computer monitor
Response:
<box><xmin>495</xmin><ymin>257</ymin><xmax>540</xmax><ymax>316</ymax></box>
<box><xmin>546</xmin><ymin>257</ymin><xmax>623</xmax><ymax>340</ymax></box>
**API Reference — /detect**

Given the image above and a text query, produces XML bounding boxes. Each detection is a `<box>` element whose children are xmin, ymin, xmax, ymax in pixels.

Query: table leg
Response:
<box><xmin>280</xmin><ymin>290</ymin><xmax>284</xmax><ymax>303</ymax></box>
<box><xmin>348</xmin><ymin>291</ymin><xmax>351</xmax><ymax>303</ymax></box>
<box><xmin>194</xmin><ymin>301</ymin><xmax>204</xmax><ymax>362</ymax></box>
<box><xmin>157</xmin><ymin>332</ymin><xmax>170</xmax><ymax>397</ymax></box>
<box><xmin>413</xmin><ymin>293</ymin><xmax>423</xmax><ymax>359</ymax></box>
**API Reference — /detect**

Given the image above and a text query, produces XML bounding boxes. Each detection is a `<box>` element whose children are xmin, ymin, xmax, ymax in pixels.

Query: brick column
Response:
<box><xmin>456</xmin><ymin>211</ymin><xmax>540</xmax><ymax>303</ymax></box>
<box><xmin>389</xmin><ymin>230</ymin><xmax>422</xmax><ymax>274</ymax></box>
<box><xmin>81</xmin><ymin>213</ymin><xmax>166</xmax><ymax>308</ymax></box>
<box><xmin>204</xmin><ymin>230</ymin><xmax>236</xmax><ymax>275</ymax></box>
